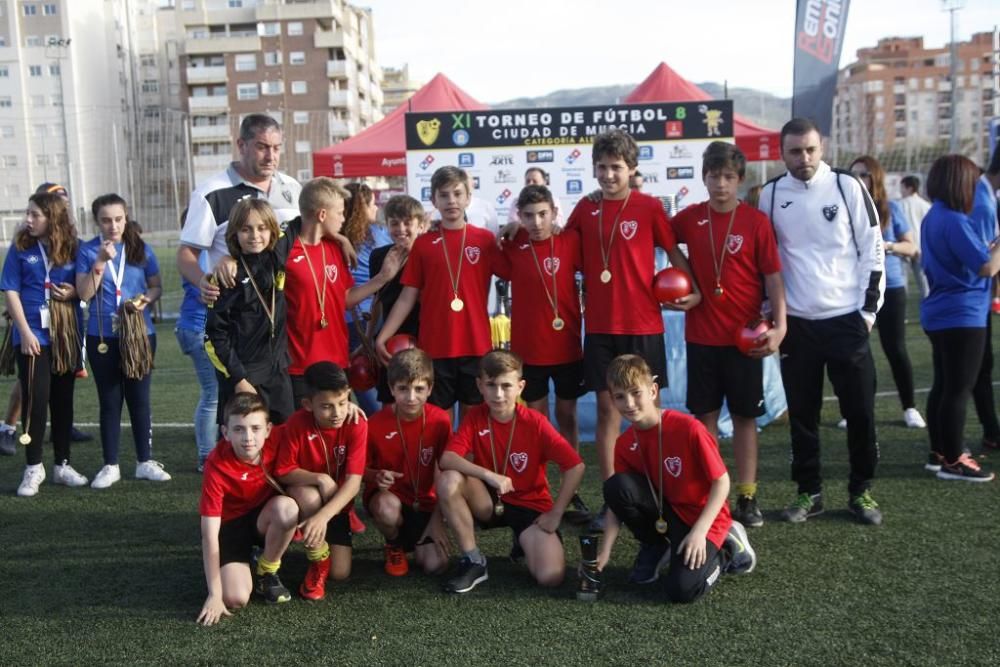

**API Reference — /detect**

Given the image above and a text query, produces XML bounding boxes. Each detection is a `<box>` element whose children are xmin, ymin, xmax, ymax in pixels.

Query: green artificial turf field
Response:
<box><xmin>1</xmin><ymin>253</ymin><xmax>998</xmax><ymax>665</ymax></box>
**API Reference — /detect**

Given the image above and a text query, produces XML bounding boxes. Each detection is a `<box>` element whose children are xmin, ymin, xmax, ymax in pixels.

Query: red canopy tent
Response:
<box><xmin>312</xmin><ymin>73</ymin><xmax>486</xmax><ymax>178</ymax></box>
<box><xmin>625</xmin><ymin>63</ymin><xmax>781</xmax><ymax>162</ymax></box>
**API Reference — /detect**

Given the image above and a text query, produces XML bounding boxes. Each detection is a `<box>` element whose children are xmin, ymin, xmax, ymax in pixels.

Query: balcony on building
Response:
<box><xmin>330</xmin><ymin>118</ymin><xmax>356</xmax><ymax>137</ymax></box>
<box><xmin>188</xmin><ymin>95</ymin><xmax>229</xmax><ymax>113</ymax></box>
<box><xmin>185</xmin><ymin>33</ymin><xmax>261</xmax><ymax>56</ymax></box>
<box><xmin>186</xmin><ymin>65</ymin><xmax>227</xmax><ymax>84</ymax></box>
<box><xmin>193</xmin><ymin>154</ymin><xmax>233</xmax><ymax>172</ymax></box>
<box><xmin>190</xmin><ymin>125</ymin><xmax>232</xmax><ymax>142</ymax></box>
<box><xmin>328</xmin><ymin>88</ymin><xmax>355</xmax><ymax>108</ymax></box>
<box><xmin>326</xmin><ymin>60</ymin><xmax>349</xmax><ymax>79</ymax></box>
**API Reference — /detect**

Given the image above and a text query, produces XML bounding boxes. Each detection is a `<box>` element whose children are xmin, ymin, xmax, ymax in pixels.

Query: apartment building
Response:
<box><xmin>381</xmin><ymin>63</ymin><xmax>421</xmax><ymax>116</ymax></box>
<box><xmin>166</xmin><ymin>0</ymin><xmax>383</xmax><ymax>185</ymax></box>
<box><xmin>0</xmin><ymin>0</ymin><xmax>133</xmax><ymax>227</ymax></box>
<box><xmin>833</xmin><ymin>31</ymin><xmax>1000</xmax><ymax>164</ymax></box>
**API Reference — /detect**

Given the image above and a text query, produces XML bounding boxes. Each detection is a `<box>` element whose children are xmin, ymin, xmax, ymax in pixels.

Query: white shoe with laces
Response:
<box><xmin>135</xmin><ymin>460</ymin><xmax>171</xmax><ymax>482</ymax></box>
<box><xmin>836</xmin><ymin>418</ymin><xmax>847</xmax><ymax>430</ymax></box>
<box><xmin>53</xmin><ymin>462</ymin><xmax>88</xmax><ymax>487</ymax></box>
<box><xmin>91</xmin><ymin>464</ymin><xmax>121</xmax><ymax>489</ymax></box>
<box><xmin>904</xmin><ymin>408</ymin><xmax>927</xmax><ymax>429</ymax></box>
<box><xmin>17</xmin><ymin>464</ymin><xmax>45</xmax><ymax>497</ymax></box>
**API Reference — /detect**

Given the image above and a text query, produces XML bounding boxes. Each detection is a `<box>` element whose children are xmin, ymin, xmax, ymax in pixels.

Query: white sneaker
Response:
<box><xmin>836</xmin><ymin>418</ymin><xmax>847</xmax><ymax>430</ymax></box>
<box><xmin>17</xmin><ymin>464</ymin><xmax>45</xmax><ymax>497</ymax></box>
<box><xmin>135</xmin><ymin>460</ymin><xmax>171</xmax><ymax>482</ymax></box>
<box><xmin>91</xmin><ymin>464</ymin><xmax>121</xmax><ymax>489</ymax></box>
<box><xmin>904</xmin><ymin>408</ymin><xmax>927</xmax><ymax>429</ymax></box>
<box><xmin>53</xmin><ymin>461</ymin><xmax>89</xmax><ymax>487</ymax></box>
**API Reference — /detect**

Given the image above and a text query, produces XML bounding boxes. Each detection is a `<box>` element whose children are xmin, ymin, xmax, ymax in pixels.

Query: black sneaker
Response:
<box><xmin>443</xmin><ymin>557</ymin><xmax>488</xmax><ymax>594</ymax></box>
<box><xmin>255</xmin><ymin>572</ymin><xmax>291</xmax><ymax>604</ymax></box>
<box><xmin>0</xmin><ymin>430</ymin><xmax>14</xmax><ymax>456</ymax></box>
<box><xmin>628</xmin><ymin>542</ymin><xmax>671</xmax><ymax>585</ymax></box>
<box><xmin>564</xmin><ymin>493</ymin><xmax>593</xmax><ymax>526</ymax></box>
<box><xmin>848</xmin><ymin>490</ymin><xmax>883</xmax><ymax>525</ymax></box>
<box><xmin>723</xmin><ymin>521</ymin><xmax>757</xmax><ymax>574</ymax></box>
<box><xmin>936</xmin><ymin>454</ymin><xmax>995</xmax><ymax>483</ymax></box>
<box><xmin>732</xmin><ymin>495</ymin><xmax>764</xmax><ymax>528</ymax></box>
<box><xmin>925</xmin><ymin>452</ymin><xmax>943</xmax><ymax>472</ymax></box>
<box><xmin>780</xmin><ymin>492</ymin><xmax>823</xmax><ymax>523</ymax></box>
<box><xmin>70</xmin><ymin>427</ymin><xmax>93</xmax><ymax>443</ymax></box>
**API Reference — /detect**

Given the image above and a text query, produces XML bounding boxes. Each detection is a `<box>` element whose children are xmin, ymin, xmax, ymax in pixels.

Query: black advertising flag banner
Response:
<box><xmin>792</xmin><ymin>0</ymin><xmax>851</xmax><ymax>136</ymax></box>
<box><xmin>404</xmin><ymin>101</ymin><xmax>734</xmax><ymax>150</ymax></box>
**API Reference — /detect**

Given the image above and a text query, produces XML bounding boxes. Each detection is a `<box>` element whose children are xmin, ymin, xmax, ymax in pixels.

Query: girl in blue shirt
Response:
<box><xmin>850</xmin><ymin>156</ymin><xmax>924</xmax><ymax>429</ymax></box>
<box><xmin>920</xmin><ymin>155</ymin><xmax>1000</xmax><ymax>482</ymax></box>
<box><xmin>1</xmin><ymin>192</ymin><xmax>85</xmax><ymax>496</ymax></box>
<box><xmin>342</xmin><ymin>183</ymin><xmax>392</xmax><ymax>415</ymax></box>
<box><xmin>76</xmin><ymin>194</ymin><xmax>169</xmax><ymax>489</ymax></box>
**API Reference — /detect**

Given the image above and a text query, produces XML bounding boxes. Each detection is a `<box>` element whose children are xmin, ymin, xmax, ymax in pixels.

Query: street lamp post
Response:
<box><xmin>44</xmin><ymin>37</ymin><xmax>74</xmax><ymax>205</ymax></box>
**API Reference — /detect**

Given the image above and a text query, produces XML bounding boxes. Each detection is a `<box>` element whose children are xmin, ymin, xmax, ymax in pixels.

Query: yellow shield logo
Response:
<box><xmin>416</xmin><ymin>119</ymin><xmax>441</xmax><ymax>146</ymax></box>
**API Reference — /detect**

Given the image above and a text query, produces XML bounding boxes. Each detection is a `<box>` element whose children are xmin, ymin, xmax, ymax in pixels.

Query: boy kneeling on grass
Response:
<box><xmin>596</xmin><ymin>355</ymin><xmax>756</xmax><ymax>603</ymax></box>
<box><xmin>198</xmin><ymin>393</ymin><xmax>298</xmax><ymax>626</ymax></box>
<box><xmin>364</xmin><ymin>348</ymin><xmax>453</xmax><ymax>576</ymax></box>
<box><xmin>436</xmin><ymin>350</ymin><xmax>585</xmax><ymax>593</ymax></box>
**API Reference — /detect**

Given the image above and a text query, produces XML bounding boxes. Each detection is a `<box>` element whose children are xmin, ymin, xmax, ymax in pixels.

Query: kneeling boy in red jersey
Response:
<box><xmin>597</xmin><ymin>355</ymin><xmax>756</xmax><ymax>603</ymax></box>
<box><xmin>197</xmin><ymin>393</ymin><xmax>298</xmax><ymax>625</ymax></box>
<box><xmin>364</xmin><ymin>348</ymin><xmax>453</xmax><ymax>576</ymax></box>
<box><xmin>437</xmin><ymin>350</ymin><xmax>585</xmax><ymax>594</ymax></box>
<box><xmin>275</xmin><ymin>362</ymin><xmax>367</xmax><ymax>600</ymax></box>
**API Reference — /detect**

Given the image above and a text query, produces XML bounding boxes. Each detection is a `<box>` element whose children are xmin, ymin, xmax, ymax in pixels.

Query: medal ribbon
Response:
<box><xmin>439</xmin><ymin>225</ymin><xmax>467</xmax><ymax>304</ymax></box>
<box><xmin>394</xmin><ymin>407</ymin><xmax>426</xmax><ymax>507</ymax></box>
<box><xmin>526</xmin><ymin>236</ymin><xmax>560</xmax><ymax>323</ymax></box>
<box><xmin>706</xmin><ymin>202</ymin><xmax>739</xmax><ymax>294</ymax></box>
<box><xmin>298</xmin><ymin>238</ymin><xmax>328</xmax><ymax>325</ymax></box>
<box><xmin>635</xmin><ymin>415</ymin><xmax>668</xmax><ymax>529</ymax></box>
<box><xmin>597</xmin><ymin>190</ymin><xmax>632</xmax><ymax>277</ymax></box>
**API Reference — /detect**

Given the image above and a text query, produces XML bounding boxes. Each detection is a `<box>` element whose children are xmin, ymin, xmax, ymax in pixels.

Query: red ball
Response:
<box><xmin>736</xmin><ymin>319</ymin><xmax>772</xmax><ymax>356</ymax></box>
<box><xmin>653</xmin><ymin>267</ymin><xmax>692</xmax><ymax>304</ymax></box>
<box><xmin>348</xmin><ymin>352</ymin><xmax>377</xmax><ymax>391</ymax></box>
<box><xmin>385</xmin><ymin>334</ymin><xmax>418</xmax><ymax>357</ymax></box>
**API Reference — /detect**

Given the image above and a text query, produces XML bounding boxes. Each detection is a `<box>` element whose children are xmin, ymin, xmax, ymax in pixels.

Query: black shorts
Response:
<box><xmin>686</xmin><ymin>343</ymin><xmax>765</xmax><ymax>418</ymax></box>
<box><xmin>475</xmin><ymin>501</ymin><xmax>562</xmax><ymax>557</ymax></box>
<box><xmin>326</xmin><ymin>512</ymin><xmax>353</xmax><ymax>548</ymax></box>
<box><xmin>583</xmin><ymin>333</ymin><xmax>668</xmax><ymax>392</ymax></box>
<box><xmin>396</xmin><ymin>505</ymin><xmax>433</xmax><ymax>553</ymax></box>
<box><xmin>522</xmin><ymin>361</ymin><xmax>587</xmax><ymax>403</ymax></box>
<box><xmin>219</xmin><ymin>506</ymin><xmax>264</xmax><ymax>566</ymax></box>
<box><xmin>218</xmin><ymin>369</ymin><xmax>293</xmax><ymax>426</ymax></box>
<box><xmin>430</xmin><ymin>356</ymin><xmax>483</xmax><ymax>409</ymax></box>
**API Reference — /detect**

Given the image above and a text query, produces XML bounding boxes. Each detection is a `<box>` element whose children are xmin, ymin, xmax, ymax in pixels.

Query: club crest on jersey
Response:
<box><xmin>465</xmin><ymin>246</ymin><xmax>481</xmax><ymax>264</ymax></box>
<box><xmin>822</xmin><ymin>204</ymin><xmax>839</xmax><ymax>221</ymax></box>
<box><xmin>241</xmin><ymin>472</ymin><xmax>249</xmax><ymax>481</ymax></box>
<box><xmin>509</xmin><ymin>452</ymin><xmax>528</xmax><ymax>473</ymax></box>
<box><xmin>325</xmin><ymin>264</ymin><xmax>338</xmax><ymax>283</ymax></box>
<box><xmin>419</xmin><ymin>447</ymin><xmax>434</xmax><ymax>466</ymax></box>
<box><xmin>384</xmin><ymin>431</ymin><xmax>398</xmax><ymax>440</ymax></box>
<box><xmin>664</xmin><ymin>456</ymin><xmax>682</xmax><ymax>477</ymax></box>
<box><xmin>543</xmin><ymin>257</ymin><xmax>560</xmax><ymax>276</ymax></box>
<box><xmin>726</xmin><ymin>234</ymin><xmax>744</xmax><ymax>255</ymax></box>
<box><xmin>26</xmin><ymin>255</ymin><xmax>39</xmax><ymax>264</ymax></box>
<box><xmin>620</xmin><ymin>220</ymin><xmax>638</xmax><ymax>240</ymax></box>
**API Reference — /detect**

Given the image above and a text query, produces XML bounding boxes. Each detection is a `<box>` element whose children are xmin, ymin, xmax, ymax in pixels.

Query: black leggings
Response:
<box><xmin>971</xmin><ymin>313</ymin><xmax>1000</xmax><ymax>440</ymax></box>
<box><xmin>16</xmin><ymin>347</ymin><xmax>75</xmax><ymax>466</ymax></box>
<box><xmin>926</xmin><ymin>327</ymin><xmax>986</xmax><ymax>461</ymax></box>
<box><xmin>875</xmin><ymin>287</ymin><xmax>916</xmax><ymax>410</ymax></box>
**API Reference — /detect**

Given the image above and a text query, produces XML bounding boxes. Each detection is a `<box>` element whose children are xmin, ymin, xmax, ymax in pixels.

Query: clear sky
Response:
<box><xmin>360</xmin><ymin>0</ymin><xmax>999</xmax><ymax>103</ymax></box>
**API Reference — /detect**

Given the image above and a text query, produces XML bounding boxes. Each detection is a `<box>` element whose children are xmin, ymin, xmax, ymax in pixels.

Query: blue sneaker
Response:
<box><xmin>628</xmin><ymin>542</ymin><xmax>671</xmax><ymax>584</ymax></box>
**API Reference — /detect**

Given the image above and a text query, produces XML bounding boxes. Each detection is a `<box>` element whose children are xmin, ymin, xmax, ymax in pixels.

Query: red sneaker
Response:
<box><xmin>383</xmin><ymin>544</ymin><xmax>409</xmax><ymax>577</ymax></box>
<box><xmin>992</xmin><ymin>298</ymin><xmax>1000</xmax><ymax>315</ymax></box>
<box><xmin>349</xmin><ymin>508</ymin><xmax>366</xmax><ymax>534</ymax></box>
<box><xmin>299</xmin><ymin>556</ymin><xmax>331</xmax><ymax>600</ymax></box>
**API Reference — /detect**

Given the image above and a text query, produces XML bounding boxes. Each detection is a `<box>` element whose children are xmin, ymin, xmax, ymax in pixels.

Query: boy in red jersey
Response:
<box><xmin>364</xmin><ymin>348</ymin><xmax>452</xmax><ymax>576</ymax></box>
<box><xmin>564</xmin><ymin>130</ymin><xmax>699</xmax><ymax>522</ymax></box>
<box><xmin>495</xmin><ymin>184</ymin><xmax>591</xmax><ymax>520</ymax></box>
<box><xmin>275</xmin><ymin>362</ymin><xmax>367</xmax><ymax>600</ymax></box>
<box><xmin>436</xmin><ymin>350</ymin><xmax>585</xmax><ymax>594</ymax></box>
<box><xmin>671</xmin><ymin>142</ymin><xmax>786</xmax><ymax>529</ymax></box>
<box><xmin>596</xmin><ymin>355</ymin><xmax>756</xmax><ymax>603</ymax></box>
<box><xmin>375</xmin><ymin>166</ymin><xmax>498</xmax><ymax>415</ymax></box>
<box><xmin>197</xmin><ymin>393</ymin><xmax>298</xmax><ymax>625</ymax></box>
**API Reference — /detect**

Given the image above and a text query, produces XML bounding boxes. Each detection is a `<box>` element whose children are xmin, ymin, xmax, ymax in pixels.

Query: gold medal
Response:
<box><xmin>97</xmin><ymin>342</ymin><xmax>109</xmax><ymax>354</ymax></box>
<box><xmin>493</xmin><ymin>501</ymin><xmax>505</xmax><ymax>518</ymax></box>
<box><xmin>18</xmin><ymin>433</ymin><xmax>31</xmax><ymax>446</ymax></box>
<box><xmin>320</xmin><ymin>317</ymin><xmax>328</xmax><ymax>329</ymax></box>
<box><xmin>713</xmin><ymin>286</ymin><xmax>725</xmax><ymax>298</ymax></box>
<box><xmin>552</xmin><ymin>317</ymin><xmax>565</xmax><ymax>331</ymax></box>
<box><xmin>600</xmin><ymin>269</ymin><xmax>612</xmax><ymax>283</ymax></box>
<box><xmin>450</xmin><ymin>297</ymin><xmax>464</xmax><ymax>312</ymax></box>
<box><xmin>655</xmin><ymin>517</ymin><xmax>668</xmax><ymax>534</ymax></box>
